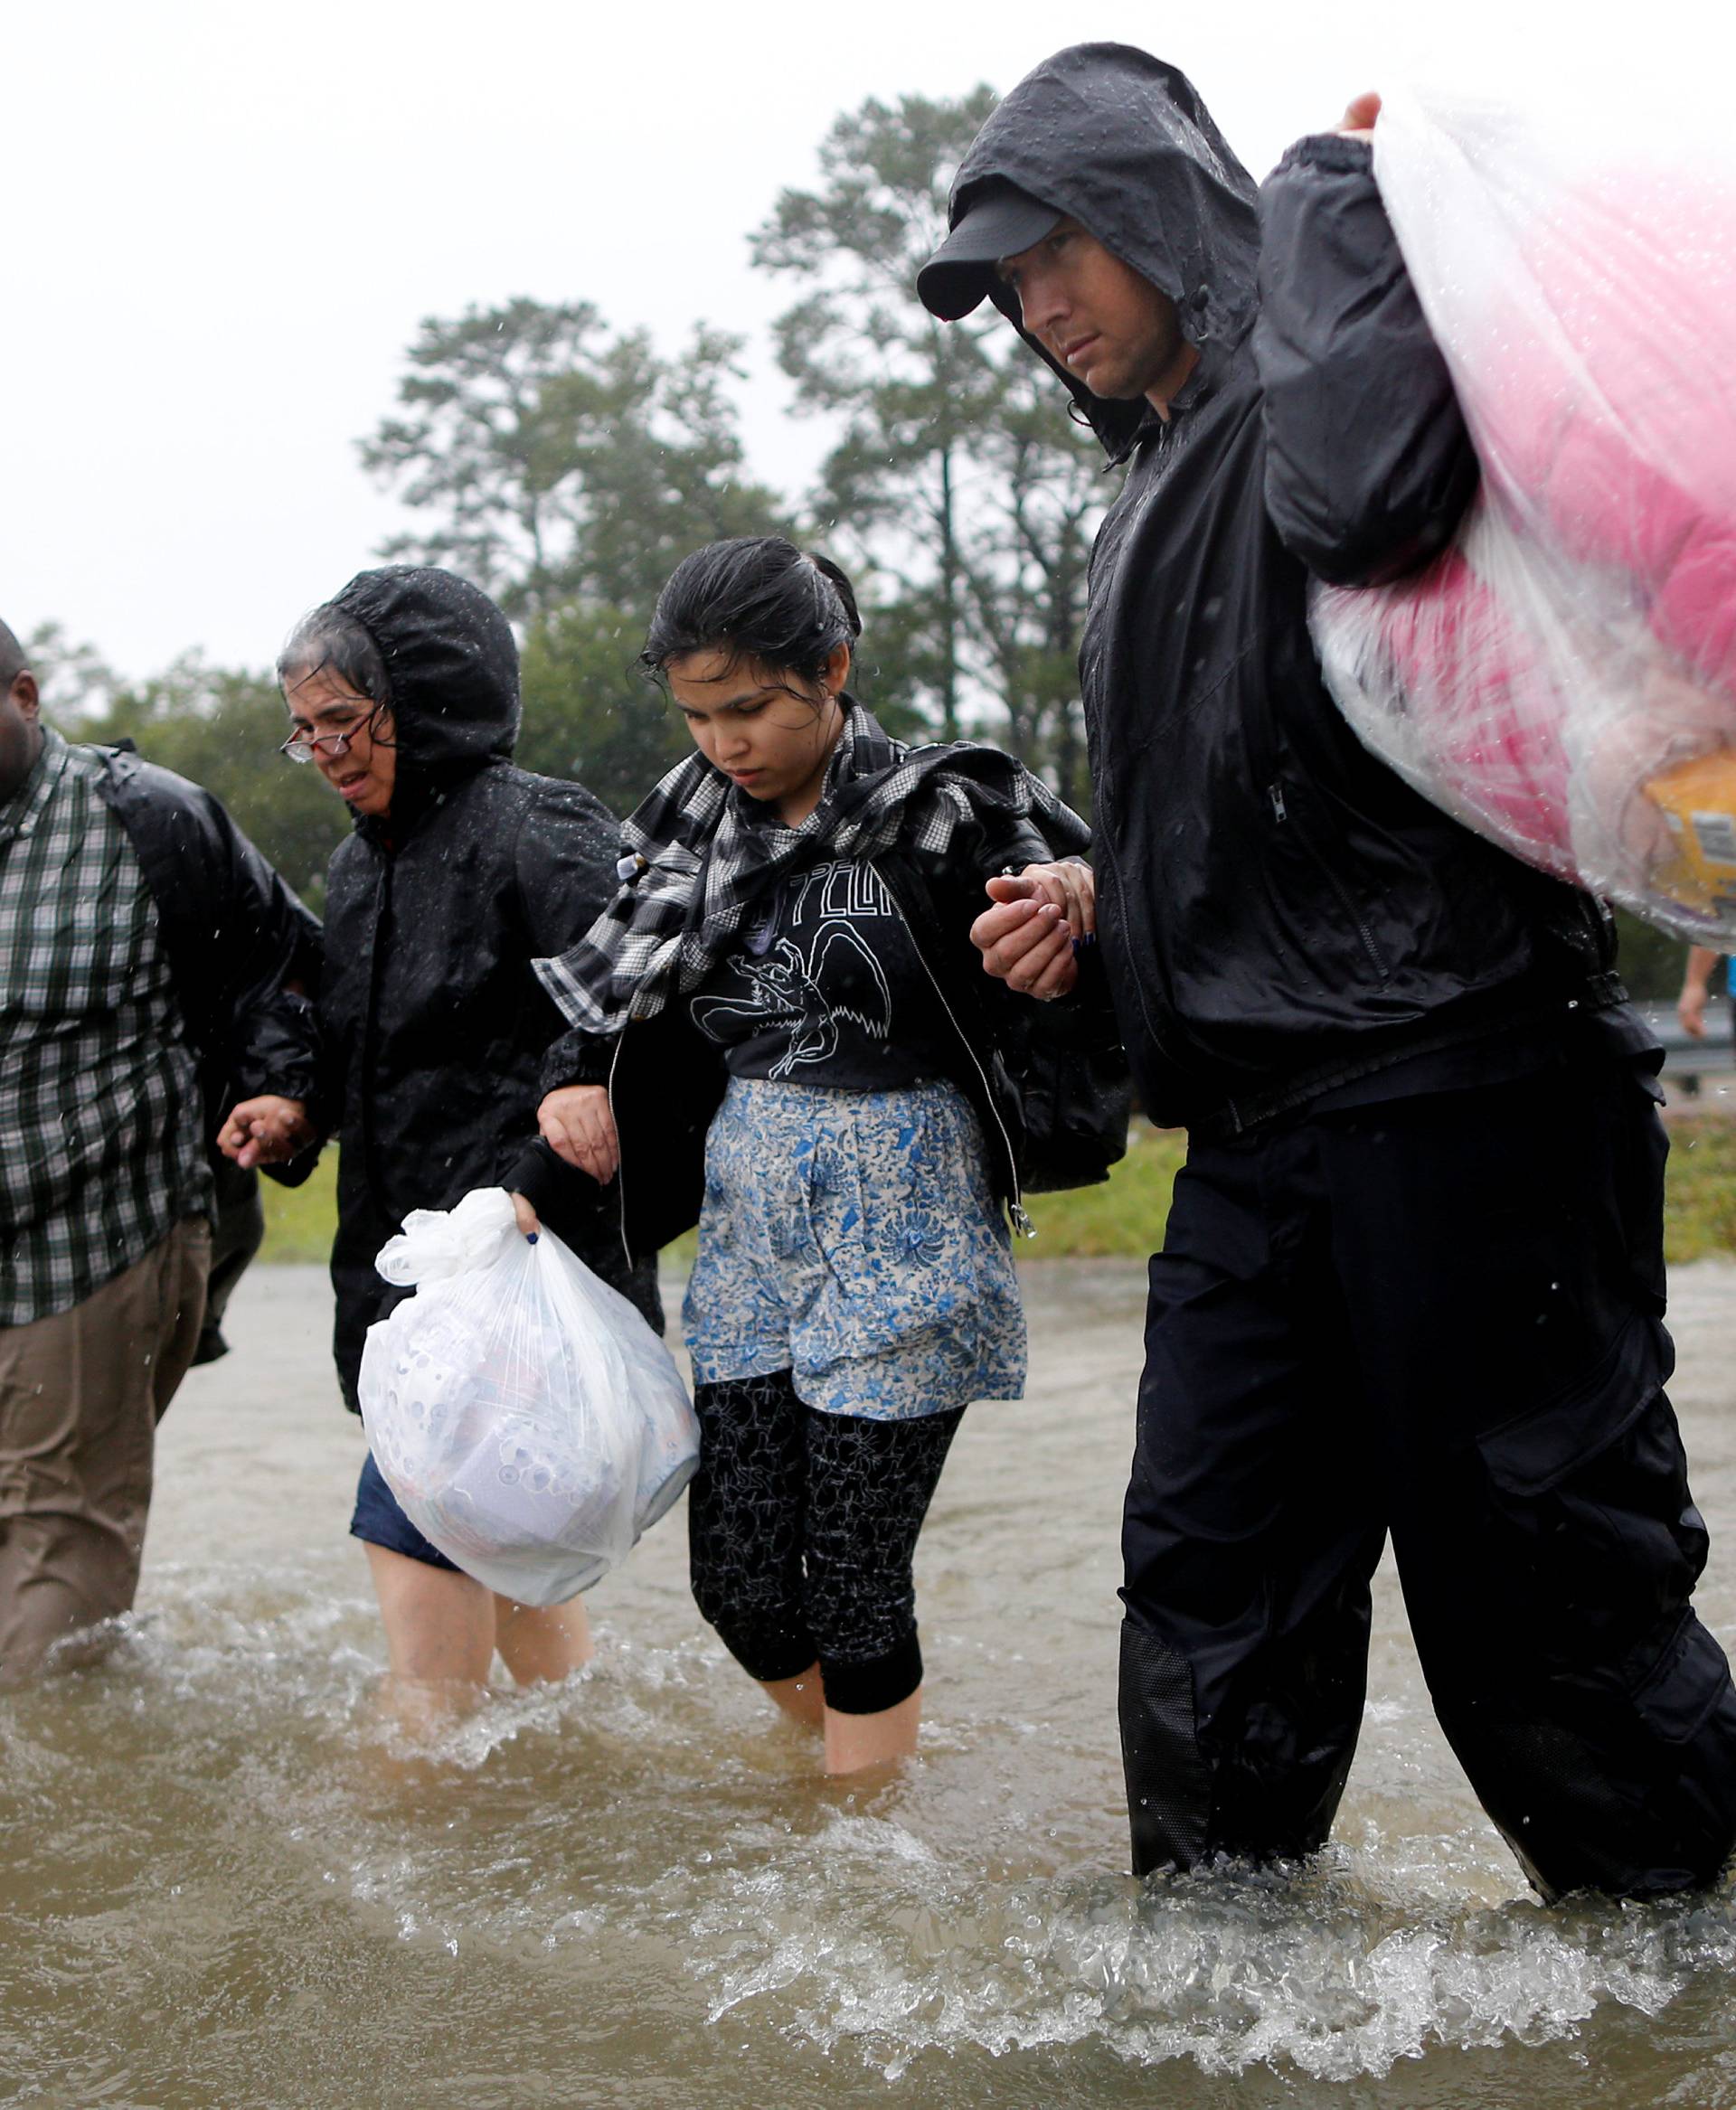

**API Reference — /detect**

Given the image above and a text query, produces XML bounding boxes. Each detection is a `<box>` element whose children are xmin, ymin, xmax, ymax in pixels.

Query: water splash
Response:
<box><xmin>686</xmin><ymin>1847</ymin><xmax>1736</xmax><ymax>2083</ymax></box>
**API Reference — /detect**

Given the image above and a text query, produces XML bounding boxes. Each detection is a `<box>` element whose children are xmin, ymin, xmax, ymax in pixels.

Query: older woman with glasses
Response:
<box><xmin>219</xmin><ymin>565</ymin><xmax>659</xmax><ymax>1728</ymax></box>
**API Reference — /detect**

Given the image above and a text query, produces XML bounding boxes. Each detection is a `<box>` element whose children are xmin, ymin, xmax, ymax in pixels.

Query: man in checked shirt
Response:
<box><xmin>0</xmin><ymin>621</ymin><xmax>316</xmax><ymax>1680</ymax></box>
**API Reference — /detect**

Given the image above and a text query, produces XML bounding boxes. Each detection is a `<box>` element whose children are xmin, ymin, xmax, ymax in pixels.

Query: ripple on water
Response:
<box><xmin>4</xmin><ymin>1563</ymin><xmax>1736</xmax><ymax>2102</ymax></box>
<box><xmin>683</xmin><ymin>1843</ymin><xmax>1736</xmax><ymax>2083</ymax></box>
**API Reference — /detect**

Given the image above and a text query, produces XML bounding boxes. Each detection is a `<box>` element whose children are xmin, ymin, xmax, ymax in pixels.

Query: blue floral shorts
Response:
<box><xmin>682</xmin><ymin>1077</ymin><xmax>1026</xmax><ymax>1420</ymax></box>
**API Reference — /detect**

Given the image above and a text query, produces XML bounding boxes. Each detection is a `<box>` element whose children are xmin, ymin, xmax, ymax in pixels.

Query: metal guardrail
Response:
<box><xmin>1640</xmin><ymin>998</ymin><xmax>1736</xmax><ymax>1103</ymax></box>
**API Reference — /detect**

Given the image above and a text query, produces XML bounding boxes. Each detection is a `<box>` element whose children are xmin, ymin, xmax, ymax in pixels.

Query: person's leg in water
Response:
<box><xmin>826</xmin><ymin>1689</ymin><xmax>924</xmax><ymax>1773</ymax></box>
<box><xmin>0</xmin><ymin>1220</ymin><xmax>209</xmax><ymax>1683</ymax></box>
<box><xmin>689</xmin><ymin>1371</ymin><xmax>825</xmax><ymax>1730</ymax></box>
<box><xmin>354</xmin><ymin>1453</ymin><xmax>590</xmax><ymax>1729</ymax></box>
<box><xmin>687</xmin><ymin>1372</ymin><xmax>964</xmax><ymax>1772</ymax></box>
<box><xmin>803</xmin><ymin>1401</ymin><xmax>964</xmax><ymax>1774</ymax></box>
<box><xmin>1119</xmin><ymin>1126</ymin><xmax>1386</xmax><ymax>1875</ymax></box>
<box><xmin>682</xmin><ymin>1077</ymin><xmax>1013</xmax><ymax>1771</ymax></box>
<box><xmin>761</xmin><ymin>1664</ymin><xmax>827</xmax><ymax>1729</ymax></box>
<box><xmin>1324</xmin><ymin>1060</ymin><xmax>1736</xmax><ymax>1899</ymax></box>
<box><xmin>364</xmin><ymin>1548</ymin><xmax>592</xmax><ymax>1725</ymax></box>
<box><xmin>494</xmin><ymin>1592</ymin><xmax>591</xmax><ymax>1684</ymax></box>
<box><xmin>687</xmin><ymin>1373</ymin><xmax>964</xmax><ymax>1772</ymax></box>
<box><xmin>364</xmin><ymin>1542</ymin><xmax>495</xmax><ymax>1724</ymax></box>
<box><xmin>1121</xmin><ymin>1058</ymin><xmax>1736</xmax><ymax>1896</ymax></box>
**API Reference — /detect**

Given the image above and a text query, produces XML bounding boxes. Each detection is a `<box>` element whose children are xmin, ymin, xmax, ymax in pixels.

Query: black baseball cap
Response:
<box><xmin>917</xmin><ymin>180</ymin><xmax>1062</xmax><ymax>320</ymax></box>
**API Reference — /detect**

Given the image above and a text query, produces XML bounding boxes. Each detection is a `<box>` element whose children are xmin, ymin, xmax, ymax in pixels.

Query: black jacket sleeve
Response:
<box><xmin>240</xmin><ymin>867</ymin><xmax>328</xmax><ymax>1190</ymax></box>
<box><xmin>1254</xmin><ymin>132</ymin><xmax>1479</xmax><ymax>587</ymax></box>
<box><xmin>504</xmin><ymin>774</ymin><xmax>627</xmax><ymax>1192</ymax></box>
<box><xmin>512</xmin><ymin>776</ymin><xmax>622</xmax><ymax>959</ymax></box>
<box><xmin>540</xmin><ymin>1022</ymin><xmax>617</xmax><ymax>1094</ymax></box>
<box><xmin>229</xmin><ymin>868</ymin><xmax>324</xmax><ymax>1107</ymax></box>
<box><xmin>497</xmin><ymin>1134</ymin><xmax>611</xmax><ymax>1229</ymax></box>
<box><xmin>514</xmin><ymin>777</ymin><xmax>623</xmax><ymax>1088</ymax></box>
<box><xmin>105</xmin><ymin>755</ymin><xmax>325</xmax><ymax>1114</ymax></box>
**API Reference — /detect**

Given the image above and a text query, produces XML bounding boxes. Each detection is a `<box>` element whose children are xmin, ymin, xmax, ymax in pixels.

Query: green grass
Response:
<box><xmin>258</xmin><ymin>1116</ymin><xmax>1736</xmax><ymax>1267</ymax></box>
<box><xmin>1019</xmin><ymin>1123</ymin><xmax>1187</xmax><ymax>1257</ymax></box>
<box><xmin>1660</xmin><ymin>1116</ymin><xmax>1736</xmax><ymax>1264</ymax></box>
<box><xmin>257</xmin><ymin>1154</ymin><xmax>341</xmax><ymax>1265</ymax></box>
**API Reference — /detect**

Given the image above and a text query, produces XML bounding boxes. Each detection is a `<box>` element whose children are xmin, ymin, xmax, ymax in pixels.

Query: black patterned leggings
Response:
<box><xmin>687</xmin><ymin>1371</ymin><xmax>965</xmax><ymax>1715</ymax></box>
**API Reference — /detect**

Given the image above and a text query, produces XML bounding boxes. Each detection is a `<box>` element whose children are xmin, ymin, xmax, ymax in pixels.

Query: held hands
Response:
<box><xmin>216</xmin><ymin>1094</ymin><xmax>316</xmax><ymax>1170</ymax></box>
<box><xmin>537</xmin><ymin>1083</ymin><xmax>621</xmax><ymax>1184</ymax></box>
<box><xmin>969</xmin><ymin>861</ymin><xmax>1096</xmax><ymax>1002</ymax></box>
<box><xmin>223</xmin><ymin>1101</ymin><xmax>548</xmax><ymax>1232</ymax></box>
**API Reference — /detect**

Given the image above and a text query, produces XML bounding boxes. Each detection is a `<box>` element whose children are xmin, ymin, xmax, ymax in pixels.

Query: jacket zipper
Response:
<box><xmin>882</xmin><ymin>873</ymin><xmax>1033</xmax><ymax>1239</ymax></box>
<box><xmin>1082</xmin><ymin>745</ymin><xmax>1179</xmax><ymax>1072</ymax></box>
<box><xmin>360</xmin><ymin>852</ymin><xmax>393</xmax><ymax>1219</ymax></box>
<box><xmin>607</xmin><ymin>1024</ymin><xmax>632</xmax><ymax>1272</ymax></box>
<box><xmin>1269</xmin><ymin>778</ymin><xmax>1392</xmax><ymax>985</ymax></box>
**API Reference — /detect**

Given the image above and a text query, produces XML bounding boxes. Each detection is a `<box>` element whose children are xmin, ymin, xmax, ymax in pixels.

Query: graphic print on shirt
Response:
<box><xmin>692</xmin><ymin>861</ymin><xmax>894</xmax><ymax>1079</ymax></box>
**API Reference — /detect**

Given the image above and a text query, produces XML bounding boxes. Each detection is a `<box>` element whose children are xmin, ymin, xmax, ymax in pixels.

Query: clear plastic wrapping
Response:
<box><xmin>357</xmin><ymin>1188</ymin><xmax>697</xmax><ymax>1606</ymax></box>
<box><xmin>1310</xmin><ymin>89</ymin><xmax>1736</xmax><ymax>938</ymax></box>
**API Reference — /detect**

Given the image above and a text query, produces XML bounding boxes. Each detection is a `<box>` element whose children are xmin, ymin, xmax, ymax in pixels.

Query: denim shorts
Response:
<box><xmin>682</xmin><ymin>1076</ymin><xmax>1026</xmax><ymax>1420</ymax></box>
<box><xmin>350</xmin><ymin>1450</ymin><xmax>460</xmax><ymax>1572</ymax></box>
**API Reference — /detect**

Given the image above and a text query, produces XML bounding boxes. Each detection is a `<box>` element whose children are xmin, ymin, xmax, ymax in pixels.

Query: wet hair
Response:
<box><xmin>0</xmin><ymin>620</ymin><xmax>29</xmax><ymax>692</ymax></box>
<box><xmin>640</xmin><ymin>537</ymin><xmax>863</xmax><ymax>695</ymax></box>
<box><xmin>277</xmin><ymin>602</ymin><xmax>392</xmax><ymax>707</ymax></box>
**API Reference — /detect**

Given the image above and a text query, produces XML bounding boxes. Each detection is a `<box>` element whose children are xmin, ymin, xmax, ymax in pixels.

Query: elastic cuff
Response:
<box><xmin>503</xmin><ymin>1137</ymin><xmax>568</xmax><ymax>1216</ymax></box>
<box><xmin>259</xmin><ymin>1143</ymin><xmax>324</xmax><ymax>1191</ymax></box>
<box><xmin>714</xmin><ymin>1626</ymin><xmax>818</xmax><ymax>1687</ymax></box>
<box><xmin>541</xmin><ymin>1025</ymin><xmax>615</xmax><ymax>1096</ymax></box>
<box><xmin>1276</xmin><ymin>132</ymin><xmax>1373</xmax><ymax>177</ymax></box>
<box><xmin>818</xmin><ymin>1633</ymin><xmax>924</xmax><ymax>1715</ymax></box>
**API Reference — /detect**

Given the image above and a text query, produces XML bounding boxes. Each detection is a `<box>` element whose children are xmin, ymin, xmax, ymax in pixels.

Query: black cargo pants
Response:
<box><xmin>1119</xmin><ymin>1052</ymin><xmax>1736</xmax><ymax>1898</ymax></box>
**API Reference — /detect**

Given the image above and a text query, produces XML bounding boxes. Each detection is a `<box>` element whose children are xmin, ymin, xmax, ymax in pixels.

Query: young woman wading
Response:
<box><xmin>532</xmin><ymin>537</ymin><xmax>1096</xmax><ymax>1773</ymax></box>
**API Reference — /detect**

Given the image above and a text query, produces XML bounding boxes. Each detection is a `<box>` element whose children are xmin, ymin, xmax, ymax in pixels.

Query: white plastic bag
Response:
<box><xmin>356</xmin><ymin>1188</ymin><xmax>698</xmax><ymax>1606</ymax></box>
<box><xmin>1310</xmin><ymin>89</ymin><xmax>1736</xmax><ymax>940</ymax></box>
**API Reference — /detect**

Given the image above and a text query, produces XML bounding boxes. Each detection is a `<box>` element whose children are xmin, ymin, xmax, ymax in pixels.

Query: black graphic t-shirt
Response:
<box><xmin>690</xmin><ymin>860</ymin><xmax>959</xmax><ymax>1089</ymax></box>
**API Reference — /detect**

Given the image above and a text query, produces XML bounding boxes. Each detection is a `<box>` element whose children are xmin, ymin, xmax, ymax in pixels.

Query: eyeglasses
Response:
<box><xmin>279</xmin><ymin>703</ymin><xmax>386</xmax><ymax>765</ymax></box>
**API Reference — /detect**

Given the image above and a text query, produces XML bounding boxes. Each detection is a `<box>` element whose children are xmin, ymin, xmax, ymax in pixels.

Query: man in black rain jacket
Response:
<box><xmin>920</xmin><ymin>43</ymin><xmax>1736</xmax><ymax>1899</ymax></box>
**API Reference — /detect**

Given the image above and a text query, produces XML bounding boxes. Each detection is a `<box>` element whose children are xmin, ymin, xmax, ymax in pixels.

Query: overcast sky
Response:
<box><xmin>8</xmin><ymin>0</ymin><xmax>1716</xmax><ymax>689</ymax></box>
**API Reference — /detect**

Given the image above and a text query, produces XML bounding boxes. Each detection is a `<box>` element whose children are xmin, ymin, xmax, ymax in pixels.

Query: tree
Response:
<box><xmin>24</xmin><ymin>622</ymin><xmax>123</xmax><ymax>725</ymax></box>
<box><xmin>362</xmin><ymin>300</ymin><xmax>788</xmax><ymax>623</ymax></box>
<box><xmin>751</xmin><ymin>90</ymin><xmax>1108</xmax><ymax>803</ymax></box>
<box><xmin>360</xmin><ymin>297</ymin><xmax>793</xmax><ymax>808</ymax></box>
<box><xmin>360</xmin><ymin>298</ymin><xmax>614</xmax><ymax>619</ymax></box>
<box><xmin>515</xmin><ymin>605</ymin><xmax>688</xmax><ymax>818</ymax></box>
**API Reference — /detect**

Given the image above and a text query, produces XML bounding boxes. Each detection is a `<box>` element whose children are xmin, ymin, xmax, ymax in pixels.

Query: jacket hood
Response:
<box><xmin>948</xmin><ymin>43</ymin><xmax>1260</xmax><ymax>457</ymax></box>
<box><xmin>332</xmin><ymin>566</ymin><xmax>520</xmax><ymax>773</ymax></box>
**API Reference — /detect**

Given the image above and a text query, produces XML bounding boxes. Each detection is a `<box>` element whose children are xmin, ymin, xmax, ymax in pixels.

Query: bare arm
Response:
<box><xmin>1679</xmin><ymin>946</ymin><xmax>1721</xmax><ymax>1038</ymax></box>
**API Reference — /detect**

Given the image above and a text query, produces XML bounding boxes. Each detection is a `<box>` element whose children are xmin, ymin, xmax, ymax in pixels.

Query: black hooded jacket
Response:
<box><xmin>307</xmin><ymin>567</ymin><xmax>644</xmax><ymax>1407</ymax></box>
<box><xmin>944</xmin><ymin>45</ymin><xmax>1634</xmax><ymax>1131</ymax></box>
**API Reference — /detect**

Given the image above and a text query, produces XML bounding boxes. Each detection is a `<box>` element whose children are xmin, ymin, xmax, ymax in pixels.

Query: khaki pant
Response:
<box><xmin>0</xmin><ymin>1217</ymin><xmax>210</xmax><ymax>1681</ymax></box>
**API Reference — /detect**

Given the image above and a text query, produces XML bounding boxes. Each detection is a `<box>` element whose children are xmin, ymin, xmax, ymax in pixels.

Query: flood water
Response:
<box><xmin>5</xmin><ymin>1258</ymin><xmax>1736</xmax><ymax>2109</ymax></box>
